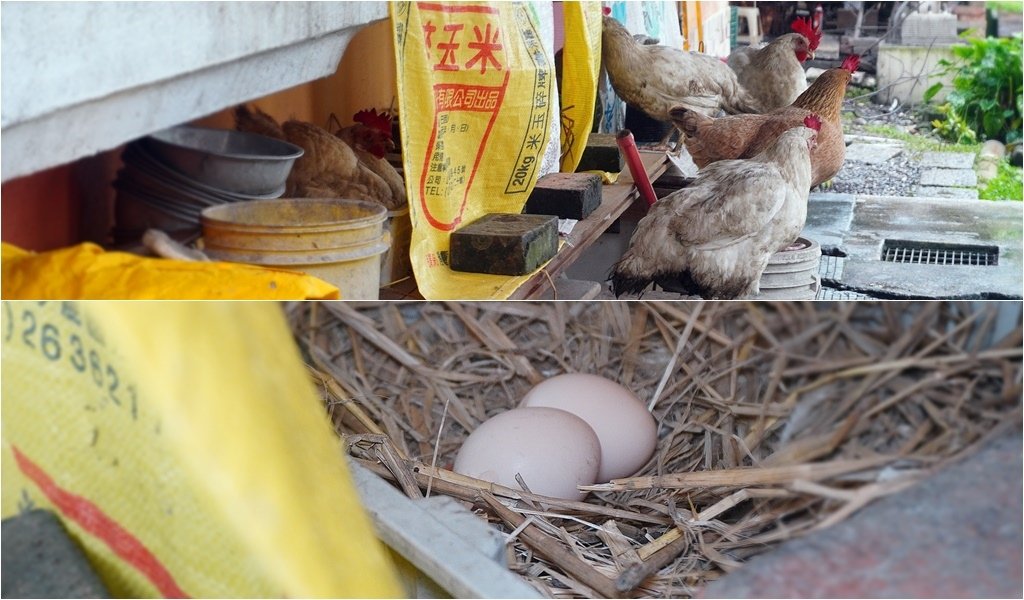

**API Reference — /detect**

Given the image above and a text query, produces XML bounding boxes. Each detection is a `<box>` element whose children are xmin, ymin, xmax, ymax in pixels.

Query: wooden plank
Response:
<box><xmin>348</xmin><ymin>460</ymin><xmax>543</xmax><ymax>599</ymax></box>
<box><xmin>511</xmin><ymin>151</ymin><xmax>669</xmax><ymax>299</ymax></box>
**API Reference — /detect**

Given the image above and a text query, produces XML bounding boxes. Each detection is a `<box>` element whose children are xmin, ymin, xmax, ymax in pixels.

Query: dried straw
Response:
<box><xmin>286</xmin><ymin>301</ymin><xmax>1022</xmax><ymax>599</ymax></box>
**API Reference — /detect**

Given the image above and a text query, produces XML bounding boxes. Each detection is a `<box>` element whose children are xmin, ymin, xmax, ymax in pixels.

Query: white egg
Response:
<box><xmin>521</xmin><ymin>373</ymin><xmax>657</xmax><ymax>481</ymax></box>
<box><xmin>452</xmin><ymin>407</ymin><xmax>601</xmax><ymax>500</ymax></box>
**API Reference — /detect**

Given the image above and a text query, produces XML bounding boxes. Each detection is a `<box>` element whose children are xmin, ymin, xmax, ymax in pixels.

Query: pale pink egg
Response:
<box><xmin>453</xmin><ymin>407</ymin><xmax>601</xmax><ymax>500</ymax></box>
<box><xmin>521</xmin><ymin>373</ymin><xmax>657</xmax><ymax>481</ymax></box>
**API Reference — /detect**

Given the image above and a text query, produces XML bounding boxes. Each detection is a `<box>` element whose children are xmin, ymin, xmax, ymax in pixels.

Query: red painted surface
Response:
<box><xmin>12</xmin><ymin>445</ymin><xmax>190</xmax><ymax>599</ymax></box>
<box><xmin>1</xmin><ymin>165</ymin><xmax>81</xmax><ymax>251</ymax></box>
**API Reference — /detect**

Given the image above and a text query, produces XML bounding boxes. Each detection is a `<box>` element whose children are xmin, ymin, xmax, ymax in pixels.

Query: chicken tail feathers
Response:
<box><xmin>610</xmin><ymin>253</ymin><xmax>658</xmax><ymax>297</ymax></box>
<box><xmin>668</xmin><ymin>106</ymin><xmax>711</xmax><ymax>137</ymax></box>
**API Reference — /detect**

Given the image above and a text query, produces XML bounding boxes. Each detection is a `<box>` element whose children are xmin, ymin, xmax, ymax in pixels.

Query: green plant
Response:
<box><xmin>979</xmin><ymin>159</ymin><xmax>1023</xmax><ymax>201</ymax></box>
<box><xmin>986</xmin><ymin>1</ymin><xmax>1023</xmax><ymax>13</ymax></box>
<box><xmin>924</xmin><ymin>33</ymin><xmax>1023</xmax><ymax>145</ymax></box>
<box><xmin>862</xmin><ymin>123</ymin><xmax>981</xmax><ymax>154</ymax></box>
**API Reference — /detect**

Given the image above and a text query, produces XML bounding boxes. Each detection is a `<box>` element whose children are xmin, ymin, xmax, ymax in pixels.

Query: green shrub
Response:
<box><xmin>979</xmin><ymin>160</ymin><xmax>1023</xmax><ymax>201</ymax></box>
<box><xmin>925</xmin><ymin>34</ymin><xmax>1023</xmax><ymax>145</ymax></box>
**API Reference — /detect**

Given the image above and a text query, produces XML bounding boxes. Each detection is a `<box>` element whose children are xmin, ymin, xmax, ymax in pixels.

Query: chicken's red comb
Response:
<box><xmin>841</xmin><ymin>54</ymin><xmax>861</xmax><ymax>73</ymax></box>
<box><xmin>791</xmin><ymin>17</ymin><xmax>821</xmax><ymax>50</ymax></box>
<box><xmin>803</xmin><ymin>114</ymin><xmax>822</xmax><ymax>131</ymax></box>
<box><xmin>603</xmin><ymin>6</ymin><xmax>611</xmax><ymax>16</ymax></box>
<box><xmin>353</xmin><ymin>108</ymin><xmax>393</xmax><ymax>134</ymax></box>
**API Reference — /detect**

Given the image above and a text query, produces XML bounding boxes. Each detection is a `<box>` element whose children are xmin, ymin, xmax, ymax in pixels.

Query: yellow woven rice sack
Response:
<box><xmin>391</xmin><ymin>1</ymin><xmax>557</xmax><ymax>299</ymax></box>
<box><xmin>559</xmin><ymin>1</ymin><xmax>602</xmax><ymax>173</ymax></box>
<box><xmin>1</xmin><ymin>301</ymin><xmax>400</xmax><ymax>597</ymax></box>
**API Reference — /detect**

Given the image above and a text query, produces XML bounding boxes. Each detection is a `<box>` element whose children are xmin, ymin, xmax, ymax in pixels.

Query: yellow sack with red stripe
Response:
<box><xmin>1</xmin><ymin>301</ymin><xmax>400</xmax><ymax>597</ymax></box>
<box><xmin>391</xmin><ymin>1</ymin><xmax>560</xmax><ymax>299</ymax></box>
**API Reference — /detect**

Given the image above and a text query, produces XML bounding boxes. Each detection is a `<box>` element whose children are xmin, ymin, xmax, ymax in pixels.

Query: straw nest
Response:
<box><xmin>286</xmin><ymin>301</ymin><xmax>1022</xmax><ymax>598</ymax></box>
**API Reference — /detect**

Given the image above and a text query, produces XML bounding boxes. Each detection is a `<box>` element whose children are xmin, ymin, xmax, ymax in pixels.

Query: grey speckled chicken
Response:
<box><xmin>727</xmin><ymin>18</ymin><xmax>821</xmax><ymax>111</ymax></box>
<box><xmin>611</xmin><ymin>115</ymin><xmax>822</xmax><ymax>300</ymax></box>
<box><xmin>601</xmin><ymin>15</ymin><xmax>764</xmax><ymax>123</ymax></box>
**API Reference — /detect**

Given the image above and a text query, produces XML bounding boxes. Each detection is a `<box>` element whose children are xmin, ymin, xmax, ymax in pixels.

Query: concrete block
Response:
<box><xmin>449</xmin><ymin>214</ymin><xmax>557</xmax><ymax>276</ymax></box>
<box><xmin>919</xmin><ymin>168</ymin><xmax>978</xmax><ymax>188</ymax></box>
<box><xmin>876</xmin><ymin>43</ymin><xmax>963</xmax><ymax>105</ymax></box>
<box><xmin>523</xmin><ymin>172</ymin><xmax>602</xmax><ymax>220</ymax></box>
<box><xmin>2</xmin><ymin>509</ymin><xmax>110</xmax><ymax>598</ymax></box>
<box><xmin>844</xmin><ymin>142</ymin><xmax>905</xmax><ymax>164</ymax></box>
<box><xmin>576</xmin><ymin>133</ymin><xmax>624</xmax><ymax>173</ymax></box>
<box><xmin>901</xmin><ymin>12</ymin><xmax>960</xmax><ymax>45</ymax></box>
<box><xmin>914</xmin><ymin>185</ymin><xmax>980</xmax><ymax>199</ymax></box>
<box><xmin>920</xmin><ymin>151</ymin><xmax>976</xmax><ymax>169</ymax></box>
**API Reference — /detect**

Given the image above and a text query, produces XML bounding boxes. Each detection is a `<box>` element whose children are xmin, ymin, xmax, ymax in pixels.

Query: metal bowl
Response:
<box><xmin>141</xmin><ymin>125</ymin><xmax>303</xmax><ymax>195</ymax></box>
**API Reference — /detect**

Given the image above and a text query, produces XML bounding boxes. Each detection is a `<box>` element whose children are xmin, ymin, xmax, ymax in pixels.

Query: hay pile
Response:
<box><xmin>286</xmin><ymin>301</ymin><xmax>1022</xmax><ymax>598</ymax></box>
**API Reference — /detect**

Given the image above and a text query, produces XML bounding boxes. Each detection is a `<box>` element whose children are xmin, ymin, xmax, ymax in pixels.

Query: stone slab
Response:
<box><xmin>802</xmin><ymin>193</ymin><xmax>857</xmax><ymax>250</ymax></box>
<box><xmin>523</xmin><ymin>172</ymin><xmax>602</xmax><ymax>220</ymax></box>
<box><xmin>575</xmin><ymin>133</ymin><xmax>623</xmax><ymax>174</ymax></box>
<box><xmin>844</xmin><ymin>142</ymin><xmax>905</xmax><ymax>164</ymax></box>
<box><xmin>2</xmin><ymin>509</ymin><xmax>111</xmax><ymax>598</ymax></box>
<box><xmin>702</xmin><ymin>428</ymin><xmax>1023</xmax><ymax>598</ymax></box>
<box><xmin>449</xmin><ymin>213</ymin><xmax>558</xmax><ymax>276</ymax></box>
<box><xmin>920</xmin><ymin>151</ymin><xmax>976</xmax><ymax>169</ymax></box>
<box><xmin>914</xmin><ymin>185</ymin><xmax>980</xmax><ymax>199</ymax></box>
<box><xmin>919</xmin><ymin>167</ymin><xmax>978</xmax><ymax>188</ymax></box>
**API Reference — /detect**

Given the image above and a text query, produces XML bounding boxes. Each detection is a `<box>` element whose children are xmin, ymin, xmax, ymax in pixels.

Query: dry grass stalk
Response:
<box><xmin>286</xmin><ymin>301</ymin><xmax>1023</xmax><ymax>599</ymax></box>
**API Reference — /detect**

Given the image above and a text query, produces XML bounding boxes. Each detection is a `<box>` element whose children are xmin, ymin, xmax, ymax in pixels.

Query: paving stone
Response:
<box><xmin>919</xmin><ymin>167</ymin><xmax>978</xmax><ymax>188</ymax></box>
<box><xmin>844</xmin><ymin>142</ymin><xmax>905</xmax><ymax>164</ymax></box>
<box><xmin>914</xmin><ymin>185</ymin><xmax>980</xmax><ymax>199</ymax></box>
<box><xmin>920</xmin><ymin>151</ymin><xmax>976</xmax><ymax>169</ymax></box>
<box><xmin>702</xmin><ymin>428</ymin><xmax>1023</xmax><ymax>599</ymax></box>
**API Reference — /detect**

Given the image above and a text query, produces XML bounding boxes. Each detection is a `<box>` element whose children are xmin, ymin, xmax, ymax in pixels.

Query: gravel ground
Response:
<box><xmin>825</xmin><ymin>146</ymin><xmax>923</xmax><ymax>197</ymax></box>
<box><xmin>821</xmin><ymin>98</ymin><xmax>939</xmax><ymax>197</ymax></box>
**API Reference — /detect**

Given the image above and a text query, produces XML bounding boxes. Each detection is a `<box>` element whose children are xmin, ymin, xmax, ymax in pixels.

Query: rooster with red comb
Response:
<box><xmin>727</xmin><ymin>16</ymin><xmax>823</xmax><ymax>111</ymax></box>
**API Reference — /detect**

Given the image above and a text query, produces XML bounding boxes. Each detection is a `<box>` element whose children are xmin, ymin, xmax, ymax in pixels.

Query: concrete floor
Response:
<box><xmin>805</xmin><ymin>192</ymin><xmax>1023</xmax><ymax>299</ymax></box>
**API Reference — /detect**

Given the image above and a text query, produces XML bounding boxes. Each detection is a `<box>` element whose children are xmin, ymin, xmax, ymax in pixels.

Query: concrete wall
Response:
<box><xmin>1</xmin><ymin>1</ymin><xmax>388</xmax><ymax>182</ymax></box>
<box><xmin>876</xmin><ymin>43</ymin><xmax>962</xmax><ymax>105</ymax></box>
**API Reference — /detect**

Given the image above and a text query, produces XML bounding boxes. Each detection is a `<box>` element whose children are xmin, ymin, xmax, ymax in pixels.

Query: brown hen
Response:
<box><xmin>673</xmin><ymin>55</ymin><xmax>860</xmax><ymax>189</ymax></box>
<box><xmin>234</xmin><ymin>105</ymin><xmax>405</xmax><ymax>209</ymax></box>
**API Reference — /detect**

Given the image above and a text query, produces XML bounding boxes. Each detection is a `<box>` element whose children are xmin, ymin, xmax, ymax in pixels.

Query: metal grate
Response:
<box><xmin>881</xmin><ymin>240</ymin><xmax>999</xmax><ymax>266</ymax></box>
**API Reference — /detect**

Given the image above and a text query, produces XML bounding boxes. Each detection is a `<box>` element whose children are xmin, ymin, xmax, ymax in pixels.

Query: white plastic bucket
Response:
<box><xmin>201</xmin><ymin>198</ymin><xmax>389</xmax><ymax>299</ymax></box>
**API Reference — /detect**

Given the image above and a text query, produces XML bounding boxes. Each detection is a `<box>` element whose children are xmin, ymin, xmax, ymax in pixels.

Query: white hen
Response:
<box><xmin>611</xmin><ymin>115</ymin><xmax>822</xmax><ymax>299</ymax></box>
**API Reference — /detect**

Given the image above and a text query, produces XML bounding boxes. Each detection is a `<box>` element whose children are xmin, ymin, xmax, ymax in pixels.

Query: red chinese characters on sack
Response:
<box><xmin>416</xmin><ymin>2</ymin><xmax>510</xmax><ymax>231</ymax></box>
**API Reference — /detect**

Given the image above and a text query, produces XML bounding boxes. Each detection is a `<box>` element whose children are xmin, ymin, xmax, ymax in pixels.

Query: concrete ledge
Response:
<box><xmin>701</xmin><ymin>428</ymin><xmax>1023</xmax><ymax>599</ymax></box>
<box><xmin>1</xmin><ymin>2</ymin><xmax>387</xmax><ymax>181</ymax></box>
